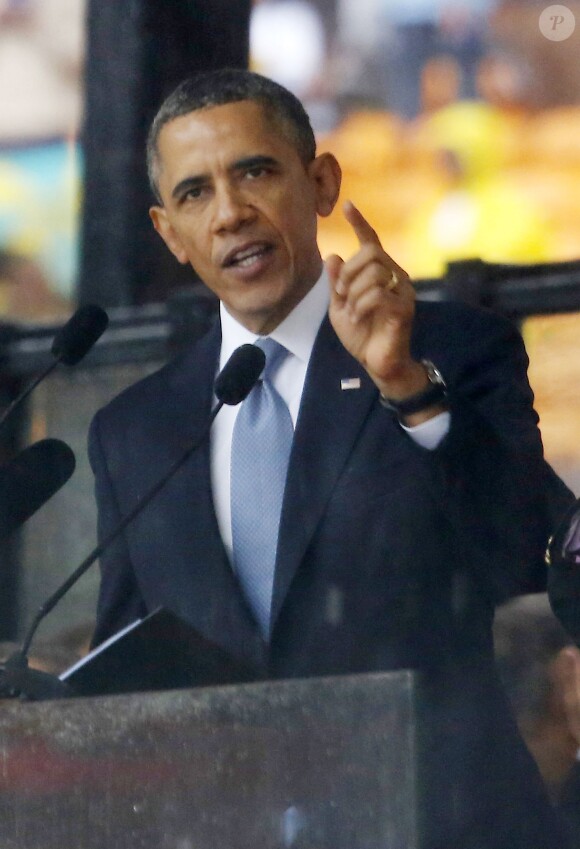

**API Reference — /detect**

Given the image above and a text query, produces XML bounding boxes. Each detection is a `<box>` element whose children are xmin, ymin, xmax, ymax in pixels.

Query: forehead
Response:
<box><xmin>155</xmin><ymin>100</ymin><xmax>298</xmax><ymax>178</ymax></box>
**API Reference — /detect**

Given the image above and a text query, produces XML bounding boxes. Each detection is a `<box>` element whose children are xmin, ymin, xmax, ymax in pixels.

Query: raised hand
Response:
<box><xmin>326</xmin><ymin>201</ymin><xmax>429</xmax><ymax>405</ymax></box>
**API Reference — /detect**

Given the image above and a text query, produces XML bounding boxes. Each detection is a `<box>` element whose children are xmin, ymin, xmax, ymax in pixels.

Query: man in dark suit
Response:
<box><xmin>89</xmin><ymin>69</ymin><xmax>574</xmax><ymax>847</ymax></box>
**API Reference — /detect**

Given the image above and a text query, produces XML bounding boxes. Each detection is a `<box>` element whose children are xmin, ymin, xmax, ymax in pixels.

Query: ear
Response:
<box><xmin>309</xmin><ymin>152</ymin><xmax>342</xmax><ymax>218</ymax></box>
<box><xmin>149</xmin><ymin>205</ymin><xmax>189</xmax><ymax>265</ymax></box>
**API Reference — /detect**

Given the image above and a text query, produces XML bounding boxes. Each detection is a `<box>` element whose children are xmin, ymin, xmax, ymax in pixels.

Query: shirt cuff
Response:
<box><xmin>400</xmin><ymin>410</ymin><xmax>451</xmax><ymax>450</ymax></box>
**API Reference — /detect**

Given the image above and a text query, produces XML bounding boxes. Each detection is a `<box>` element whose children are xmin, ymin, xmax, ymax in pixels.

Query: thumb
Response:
<box><xmin>325</xmin><ymin>254</ymin><xmax>344</xmax><ymax>289</ymax></box>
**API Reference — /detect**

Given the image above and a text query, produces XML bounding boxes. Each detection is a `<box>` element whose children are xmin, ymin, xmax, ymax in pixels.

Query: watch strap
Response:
<box><xmin>379</xmin><ymin>360</ymin><xmax>447</xmax><ymax>417</ymax></box>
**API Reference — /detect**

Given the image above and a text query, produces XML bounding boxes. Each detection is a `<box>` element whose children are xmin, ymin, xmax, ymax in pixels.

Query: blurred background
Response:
<box><xmin>0</xmin><ymin>0</ymin><xmax>579</xmax><ymax>669</ymax></box>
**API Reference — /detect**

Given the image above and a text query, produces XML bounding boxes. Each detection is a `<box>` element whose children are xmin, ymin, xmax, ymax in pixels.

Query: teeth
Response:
<box><xmin>230</xmin><ymin>245</ymin><xmax>267</xmax><ymax>265</ymax></box>
<box><xmin>238</xmin><ymin>253</ymin><xmax>262</xmax><ymax>268</ymax></box>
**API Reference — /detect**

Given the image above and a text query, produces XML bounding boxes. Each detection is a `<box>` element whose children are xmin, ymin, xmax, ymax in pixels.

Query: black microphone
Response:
<box><xmin>0</xmin><ymin>305</ymin><xmax>109</xmax><ymax>430</ymax></box>
<box><xmin>51</xmin><ymin>304</ymin><xmax>109</xmax><ymax>365</ymax></box>
<box><xmin>4</xmin><ymin>344</ymin><xmax>264</xmax><ymax>695</ymax></box>
<box><xmin>215</xmin><ymin>343</ymin><xmax>265</xmax><ymax>404</ymax></box>
<box><xmin>0</xmin><ymin>439</ymin><xmax>76</xmax><ymax>540</ymax></box>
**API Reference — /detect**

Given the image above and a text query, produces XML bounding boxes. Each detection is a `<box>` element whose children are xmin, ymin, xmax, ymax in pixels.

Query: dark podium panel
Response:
<box><xmin>0</xmin><ymin>671</ymin><xmax>422</xmax><ymax>849</ymax></box>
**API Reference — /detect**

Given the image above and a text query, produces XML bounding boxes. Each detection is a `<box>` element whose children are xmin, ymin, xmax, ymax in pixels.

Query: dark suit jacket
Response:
<box><xmin>89</xmin><ymin>298</ymin><xmax>574</xmax><ymax>848</ymax></box>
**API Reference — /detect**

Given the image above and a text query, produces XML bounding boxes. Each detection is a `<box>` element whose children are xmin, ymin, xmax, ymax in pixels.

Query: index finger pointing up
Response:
<box><xmin>343</xmin><ymin>200</ymin><xmax>382</xmax><ymax>247</ymax></box>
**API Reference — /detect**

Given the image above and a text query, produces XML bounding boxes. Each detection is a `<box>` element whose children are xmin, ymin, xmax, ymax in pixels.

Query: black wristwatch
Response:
<box><xmin>379</xmin><ymin>360</ymin><xmax>448</xmax><ymax>417</ymax></box>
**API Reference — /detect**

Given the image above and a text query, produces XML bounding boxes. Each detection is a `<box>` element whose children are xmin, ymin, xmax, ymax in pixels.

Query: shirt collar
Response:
<box><xmin>219</xmin><ymin>268</ymin><xmax>330</xmax><ymax>369</ymax></box>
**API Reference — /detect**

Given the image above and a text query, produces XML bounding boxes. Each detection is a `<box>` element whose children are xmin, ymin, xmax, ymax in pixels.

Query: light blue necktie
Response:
<box><xmin>230</xmin><ymin>338</ymin><xmax>293</xmax><ymax>638</ymax></box>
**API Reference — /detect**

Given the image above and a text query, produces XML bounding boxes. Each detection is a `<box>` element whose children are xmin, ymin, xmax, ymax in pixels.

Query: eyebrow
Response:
<box><xmin>171</xmin><ymin>175</ymin><xmax>205</xmax><ymax>201</ymax></box>
<box><xmin>170</xmin><ymin>155</ymin><xmax>280</xmax><ymax>201</ymax></box>
<box><xmin>232</xmin><ymin>155</ymin><xmax>279</xmax><ymax>172</ymax></box>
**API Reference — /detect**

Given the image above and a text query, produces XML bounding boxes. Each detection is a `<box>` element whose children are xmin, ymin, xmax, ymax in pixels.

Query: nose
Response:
<box><xmin>212</xmin><ymin>182</ymin><xmax>255</xmax><ymax>233</ymax></box>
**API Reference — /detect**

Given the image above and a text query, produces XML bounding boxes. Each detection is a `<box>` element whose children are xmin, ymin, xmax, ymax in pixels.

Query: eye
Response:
<box><xmin>183</xmin><ymin>186</ymin><xmax>204</xmax><ymax>200</ymax></box>
<box><xmin>245</xmin><ymin>165</ymin><xmax>268</xmax><ymax>180</ymax></box>
<box><xmin>178</xmin><ymin>182</ymin><xmax>210</xmax><ymax>204</ymax></box>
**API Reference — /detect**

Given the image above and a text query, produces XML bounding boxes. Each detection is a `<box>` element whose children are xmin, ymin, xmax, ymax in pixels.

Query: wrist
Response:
<box><xmin>378</xmin><ymin>360</ymin><xmax>448</xmax><ymax>421</ymax></box>
<box><xmin>374</xmin><ymin>361</ymin><xmax>430</xmax><ymax>401</ymax></box>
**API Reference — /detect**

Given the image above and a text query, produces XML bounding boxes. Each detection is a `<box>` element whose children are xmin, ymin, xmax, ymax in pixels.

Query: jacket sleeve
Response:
<box><xmin>412</xmin><ymin>305</ymin><xmax>575</xmax><ymax>604</ymax></box>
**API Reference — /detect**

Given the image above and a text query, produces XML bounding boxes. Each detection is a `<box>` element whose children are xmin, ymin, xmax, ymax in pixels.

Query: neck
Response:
<box><xmin>226</xmin><ymin>261</ymin><xmax>324</xmax><ymax>336</ymax></box>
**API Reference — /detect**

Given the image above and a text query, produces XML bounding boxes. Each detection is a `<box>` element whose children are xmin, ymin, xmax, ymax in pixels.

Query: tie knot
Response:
<box><xmin>255</xmin><ymin>337</ymin><xmax>288</xmax><ymax>381</ymax></box>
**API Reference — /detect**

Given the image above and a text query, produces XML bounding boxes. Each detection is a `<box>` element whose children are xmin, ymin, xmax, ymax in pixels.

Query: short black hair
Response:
<box><xmin>147</xmin><ymin>68</ymin><xmax>317</xmax><ymax>202</ymax></box>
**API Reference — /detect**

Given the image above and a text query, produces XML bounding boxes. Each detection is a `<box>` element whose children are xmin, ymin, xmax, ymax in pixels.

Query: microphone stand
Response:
<box><xmin>0</xmin><ymin>358</ymin><xmax>61</xmax><ymax>430</ymax></box>
<box><xmin>0</xmin><ymin>341</ymin><xmax>265</xmax><ymax>701</ymax></box>
<box><xmin>0</xmin><ymin>402</ymin><xmax>225</xmax><ymax>701</ymax></box>
<box><xmin>0</xmin><ymin>654</ymin><xmax>72</xmax><ymax>700</ymax></box>
<box><xmin>0</xmin><ymin>305</ymin><xmax>109</xmax><ymax>432</ymax></box>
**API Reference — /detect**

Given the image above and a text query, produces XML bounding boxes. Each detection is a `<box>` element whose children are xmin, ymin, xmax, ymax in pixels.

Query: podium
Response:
<box><xmin>0</xmin><ymin>671</ymin><xmax>423</xmax><ymax>849</ymax></box>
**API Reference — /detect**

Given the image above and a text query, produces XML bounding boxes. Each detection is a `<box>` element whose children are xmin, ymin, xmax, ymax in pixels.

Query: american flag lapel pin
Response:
<box><xmin>341</xmin><ymin>377</ymin><xmax>361</xmax><ymax>391</ymax></box>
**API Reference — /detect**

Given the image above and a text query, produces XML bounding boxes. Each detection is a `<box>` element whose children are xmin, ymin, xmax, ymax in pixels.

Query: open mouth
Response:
<box><xmin>223</xmin><ymin>243</ymin><xmax>274</xmax><ymax>269</ymax></box>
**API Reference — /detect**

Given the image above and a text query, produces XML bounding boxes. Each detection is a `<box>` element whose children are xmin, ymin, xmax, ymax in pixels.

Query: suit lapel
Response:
<box><xmin>144</xmin><ymin>323</ymin><xmax>267</xmax><ymax>667</ymax></box>
<box><xmin>271</xmin><ymin>317</ymin><xmax>378</xmax><ymax>627</ymax></box>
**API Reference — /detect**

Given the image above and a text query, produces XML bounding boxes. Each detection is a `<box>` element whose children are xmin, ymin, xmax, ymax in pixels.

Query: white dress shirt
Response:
<box><xmin>210</xmin><ymin>268</ymin><xmax>450</xmax><ymax>561</ymax></box>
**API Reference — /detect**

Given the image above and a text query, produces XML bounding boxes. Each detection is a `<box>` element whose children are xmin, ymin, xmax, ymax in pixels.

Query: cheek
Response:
<box><xmin>263</xmin><ymin>179</ymin><xmax>318</xmax><ymax>230</ymax></box>
<box><xmin>276</xmin><ymin>196</ymin><xmax>318</xmax><ymax>248</ymax></box>
<box><xmin>176</xmin><ymin>226</ymin><xmax>210</xmax><ymax>266</ymax></box>
<box><xmin>288</xmin><ymin>210</ymin><xmax>318</xmax><ymax>256</ymax></box>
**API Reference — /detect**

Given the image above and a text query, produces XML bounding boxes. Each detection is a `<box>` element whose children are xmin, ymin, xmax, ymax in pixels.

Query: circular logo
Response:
<box><xmin>539</xmin><ymin>5</ymin><xmax>576</xmax><ymax>40</ymax></box>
